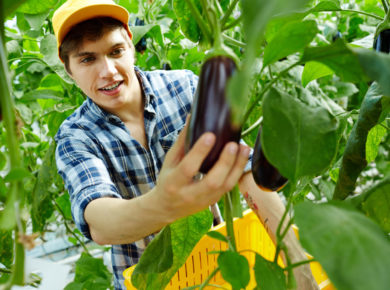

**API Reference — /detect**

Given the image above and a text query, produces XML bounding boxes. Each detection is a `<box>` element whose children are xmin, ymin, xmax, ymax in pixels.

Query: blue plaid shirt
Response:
<box><xmin>55</xmin><ymin>67</ymin><xmax>198</xmax><ymax>289</ymax></box>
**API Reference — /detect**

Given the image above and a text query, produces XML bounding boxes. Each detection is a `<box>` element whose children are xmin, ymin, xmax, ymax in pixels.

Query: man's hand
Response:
<box><xmin>154</xmin><ymin>121</ymin><xmax>250</xmax><ymax>222</ymax></box>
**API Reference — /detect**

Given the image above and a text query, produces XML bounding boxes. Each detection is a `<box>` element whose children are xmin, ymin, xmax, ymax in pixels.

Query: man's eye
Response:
<box><xmin>81</xmin><ymin>57</ymin><xmax>94</xmax><ymax>63</ymax></box>
<box><xmin>111</xmin><ymin>48</ymin><xmax>124</xmax><ymax>56</ymax></box>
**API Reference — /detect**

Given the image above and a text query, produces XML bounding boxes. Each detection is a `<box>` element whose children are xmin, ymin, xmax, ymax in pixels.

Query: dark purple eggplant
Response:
<box><xmin>332</xmin><ymin>31</ymin><xmax>342</xmax><ymax>42</ymax></box>
<box><xmin>251</xmin><ymin>127</ymin><xmax>287</xmax><ymax>192</ymax></box>
<box><xmin>185</xmin><ymin>55</ymin><xmax>241</xmax><ymax>173</ymax></box>
<box><xmin>373</xmin><ymin>29</ymin><xmax>390</xmax><ymax>53</ymax></box>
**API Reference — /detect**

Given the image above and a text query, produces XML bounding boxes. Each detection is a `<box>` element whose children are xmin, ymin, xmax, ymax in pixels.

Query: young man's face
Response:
<box><xmin>68</xmin><ymin>28</ymin><xmax>137</xmax><ymax>113</ymax></box>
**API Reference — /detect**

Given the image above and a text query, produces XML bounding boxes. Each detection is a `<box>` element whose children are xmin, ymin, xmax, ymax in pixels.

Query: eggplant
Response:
<box><xmin>251</xmin><ymin>127</ymin><xmax>287</xmax><ymax>192</ymax></box>
<box><xmin>134</xmin><ymin>18</ymin><xmax>147</xmax><ymax>53</ymax></box>
<box><xmin>185</xmin><ymin>55</ymin><xmax>241</xmax><ymax>173</ymax></box>
<box><xmin>162</xmin><ymin>63</ymin><xmax>171</xmax><ymax>70</ymax></box>
<box><xmin>332</xmin><ymin>31</ymin><xmax>342</xmax><ymax>42</ymax></box>
<box><xmin>373</xmin><ymin>29</ymin><xmax>390</xmax><ymax>53</ymax></box>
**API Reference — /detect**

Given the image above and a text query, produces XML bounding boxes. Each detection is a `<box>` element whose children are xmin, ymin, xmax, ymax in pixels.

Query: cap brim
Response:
<box><xmin>57</xmin><ymin>4</ymin><xmax>130</xmax><ymax>46</ymax></box>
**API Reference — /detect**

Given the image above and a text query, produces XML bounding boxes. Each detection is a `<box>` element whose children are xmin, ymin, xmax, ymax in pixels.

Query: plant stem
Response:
<box><xmin>199</xmin><ymin>267</ymin><xmax>220</xmax><ymax>290</ymax></box>
<box><xmin>242</xmin><ymin>61</ymin><xmax>299</xmax><ymax>125</ymax></box>
<box><xmin>224</xmin><ymin>193</ymin><xmax>237</xmax><ymax>252</ymax></box>
<box><xmin>221</xmin><ymin>0</ymin><xmax>240</xmax><ymax>27</ymax></box>
<box><xmin>274</xmin><ymin>191</ymin><xmax>294</xmax><ymax>263</ymax></box>
<box><xmin>284</xmin><ymin>258</ymin><xmax>316</xmax><ymax>272</ymax></box>
<box><xmin>184</xmin><ymin>0</ymin><xmax>212</xmax><ymax>43</ymax></box>
<box><xmin>340</xmin><ymin>9</ymin><xmax>384</xmax><ymax>21</ymax></box>
<box><xmin>54</xmin><ymin>200</ymin><xmax>90</xmax><ymax>254</ymax></box>
<box><xmin>222</xmin><ymin>34</ymin><xmax>245</xmax><ymax>48</ymax></box>
<box><xmin>1</xmin><ymin>20</ymin><xmax>26</xmax><ymax>288</ymax></box>
<box><xmin>381</xmin><ymin>0</ymin><xmax>389</xmax><ymax>14</ymax></box>
<box><xmin>223</xmin><ymin>15</ymin><xmax>242</xmax><ymax>31</ymax></box>
<box><xmin>241</xmin><ymin>116</ymin><xmax>262</xmax><ymax>137</ymax></box>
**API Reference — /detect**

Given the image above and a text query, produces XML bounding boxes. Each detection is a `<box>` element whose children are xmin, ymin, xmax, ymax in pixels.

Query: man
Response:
<box><xmin>52</xmin><ymin>0</ymin><xmax>318</xmax><ymax>289</ymax></box>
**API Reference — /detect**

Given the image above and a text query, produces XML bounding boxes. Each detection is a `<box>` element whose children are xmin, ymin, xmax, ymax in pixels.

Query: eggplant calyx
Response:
<box><xmin>205</xmin><ymin>44</ymin><xmax>239</xmax><ymax>66</ymax></box>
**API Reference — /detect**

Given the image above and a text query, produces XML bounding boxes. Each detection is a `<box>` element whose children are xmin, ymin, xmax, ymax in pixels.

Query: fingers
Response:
<box><xmin>175</xmin><ymin>132</ymin><xmax>216</xmax><ymax>180</ymax></box>
<box><xmin>191</xmin><ymin>143</ymin><xmax>250</xmax><ymax>199</ymax></box>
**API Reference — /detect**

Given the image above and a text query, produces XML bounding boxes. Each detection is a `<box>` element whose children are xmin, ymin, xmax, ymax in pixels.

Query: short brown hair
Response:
<box><xmin>59</xmin><ymin>17</ymin><xmax>133</xmax><ymax>74</ymax></box>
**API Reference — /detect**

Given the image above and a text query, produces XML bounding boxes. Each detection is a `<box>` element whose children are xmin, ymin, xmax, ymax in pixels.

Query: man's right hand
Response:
<box><xmin>153</xmin><ymin>120</ymin><xmax>250</xmax><ymax>223</ymax></box>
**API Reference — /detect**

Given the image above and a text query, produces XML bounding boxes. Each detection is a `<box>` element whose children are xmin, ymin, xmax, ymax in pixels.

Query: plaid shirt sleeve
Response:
<box><xmin>55</xmin><ymin>135</ymin><xmax>121</xmax><ymax>240</ymax></box>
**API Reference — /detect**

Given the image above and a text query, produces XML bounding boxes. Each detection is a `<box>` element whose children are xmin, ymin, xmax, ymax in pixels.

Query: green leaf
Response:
<box><xmin>206</xmin><ymin>231</ymin><xmax>228</xmax><ymax>243</ymax></box>
<box><xmin>24</xmin><ymin>12</ymin><xmax>49</xmax><ymax>30</ymax></box>
<box><xmin>64</xmin><ymin>252</ymin><xmax>112</xmax><ymax>289</ymax></box>
<box><xmin>16</xmin><ymin>0</ymin><xmax>57</xmax><ymax>14</ymax></box>
<box><xmin>253</xmin><ymin>253</ymin><xmax>286</xmax><ymax>290</ymax></box>
<box><xmin>334</xmin><ymin>83</ymin><xmax>390</xmax><ymax>199</ymax></box>
<box><xmin>302</xmin><ymin>61</ymin><xmax>334</xmax><ymax>87</ymax></box>
<box><xmin>359</xmin><ymin>177</ymin><xmax>390</xmax><ymax>233</ymax></box>
<box><xmin>0</xmin><ymin>151</ymin><xmax>6</xmax><ymax>171</ymax></box>
<box><xmin>31</xmin><ymin>141</ymin><xmax>56</xmax><ymax>232</ymax></box>
<box><xmin>133</xmin><ymin>226</ymin><xmax>173</xmax><ymax>274</ymax></box>
<box><xmin>131</xmin><ymin>24</ymin><xmax>156</xmax><ymax>46</ymax></box>
<box><xmin>132</xmin><ymin>209</ymin><xmax>213</xmax><ymax>289</ymax></box>
<box><xmin>218</xmin><ymin>251</ymin><xmax>250</xmax><ymax>290</ymax></box>
<box><xmin>366</xmin><ymin>124</ymin><xmax>387</xmax><ymax>163</ymax></box>
<box><xmin>301</xmin><ymin>39</ymin><xmax>366</xmax><ymax>83</ymax></box>
<box><xmin>262</xmin><ymin>88</ymin><xmax>340</xmax><ymax>181</ymax></box>
<box><xmin>309</xmin><ymin>0</ymin><xmax>341</xmax><ymax>12</ymax></box>
<box><xmin>22</xmin><ymin>89</ymin><xmax>64</xmax><ymax>102</ymax></box>
<box><xmin>56</xmin><ymin>194</ymin><xmax>73</xmax><ymax>221</ymax></box>
<box><xmin>294</xmin><ymin>201</ymin><xmax>390</xmax><ymax>290</ymax></box>
<box><xmin>263</xmin><ymin>20</ymin><xmax>318</xmax><ymax>67</ymax></box>
<box><xmin>172</xmin><ymin>0</ymin><xmax>202</xmax><ymax>43</ymax></box>
<box><xmin>6</xmin><ymin>40</ymin><xmax>22</xmax><ymax>59</ymax></box>
<box><xmin>40</xmin><ymin>34</ymin><xmax>73</xmax><ymax>84</ymax></box>
<box><xmin>3</xmin><ymin>0</ymin><xmax>27</xmax><ymax>17</ymax></box>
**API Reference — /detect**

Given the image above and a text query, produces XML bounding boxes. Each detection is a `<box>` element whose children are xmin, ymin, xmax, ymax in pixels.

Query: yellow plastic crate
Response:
<box><xmin>123</xmin><ymin>209</ymin><xmax>334</xmax><ymax>289</ymax></box>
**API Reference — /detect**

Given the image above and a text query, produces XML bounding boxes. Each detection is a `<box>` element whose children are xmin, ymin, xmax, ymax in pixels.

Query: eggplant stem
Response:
<box><xmin>221</xmin><ymin>0</ymin><xmax>240</xmax><ymax>27</ymax></box>
<box><xmin>284</xmin><ymin>258</ymin><xmax>316</xmax><ymax>272</ymax></box>
<box><xmin>242</xmin><ymin>61</ymin><xmax>299</xmax><ymax>125</ymax></box>
<box><xmin>184</xmin><ymin>0</ymin><xmax>212</xmax><ymax>43</ymax></box>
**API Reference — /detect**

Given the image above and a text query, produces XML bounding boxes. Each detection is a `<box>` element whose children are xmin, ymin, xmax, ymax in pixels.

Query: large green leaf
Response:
<box><xmin>131</xmin><ymin>209</ymin><xmax>213</xmax><ymax>289</ymax></box>
<box><xmin>334</xmin><ymin>83</ymin><xmax>390</xmax><ymax>199</ymax></box>
<box><xmin>261</xmin><ymin>88</ymin><xmax>340</xmax><ymax>181</ymax></box>
<box><xmin>131</xmin><ymin>24</ymin><xmax>156</xmax><ymax>46</ymax></box>
<box><xmin>218</xmin><ymin>251</ymin><xmax>250</xmax><ymax>289</ymax></box>
<box><xmin>295</xmin><ymin>202</ymin><xmax>390</xmax><ymax>290</ymax></box>
<box><xmin>3</xmin><ymin>0</ymin><xmax>27</xmax><ymax>17</ymax></box>
<box><xmin>263</xmin><ymin>20</ymin><xmax>318</xmax><ymax>67</ymax></box>
<box><xmin>253</xmin><ymin>253</ymin><xmax>287</xmax><ymax>290</ymax></box>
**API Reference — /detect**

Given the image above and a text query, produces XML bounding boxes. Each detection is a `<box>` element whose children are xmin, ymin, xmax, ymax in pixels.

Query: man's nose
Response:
<box><xmin>99</xmin><ymin>57</ymin><xmax>117</xmax><ymax>78</ymax></box>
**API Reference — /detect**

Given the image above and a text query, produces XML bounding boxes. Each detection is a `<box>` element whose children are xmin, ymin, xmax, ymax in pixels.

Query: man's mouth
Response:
<box><xmin>99</xmin><ymin>81</ymin><xmax>123</xmax><ymax>91</ymax></box>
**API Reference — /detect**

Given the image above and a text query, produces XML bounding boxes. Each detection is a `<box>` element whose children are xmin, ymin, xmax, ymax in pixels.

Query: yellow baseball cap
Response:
<box><xmin>52</xmin><ymin>0</ymin><xmax>132</xmax><ymax>57</ymax></box>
